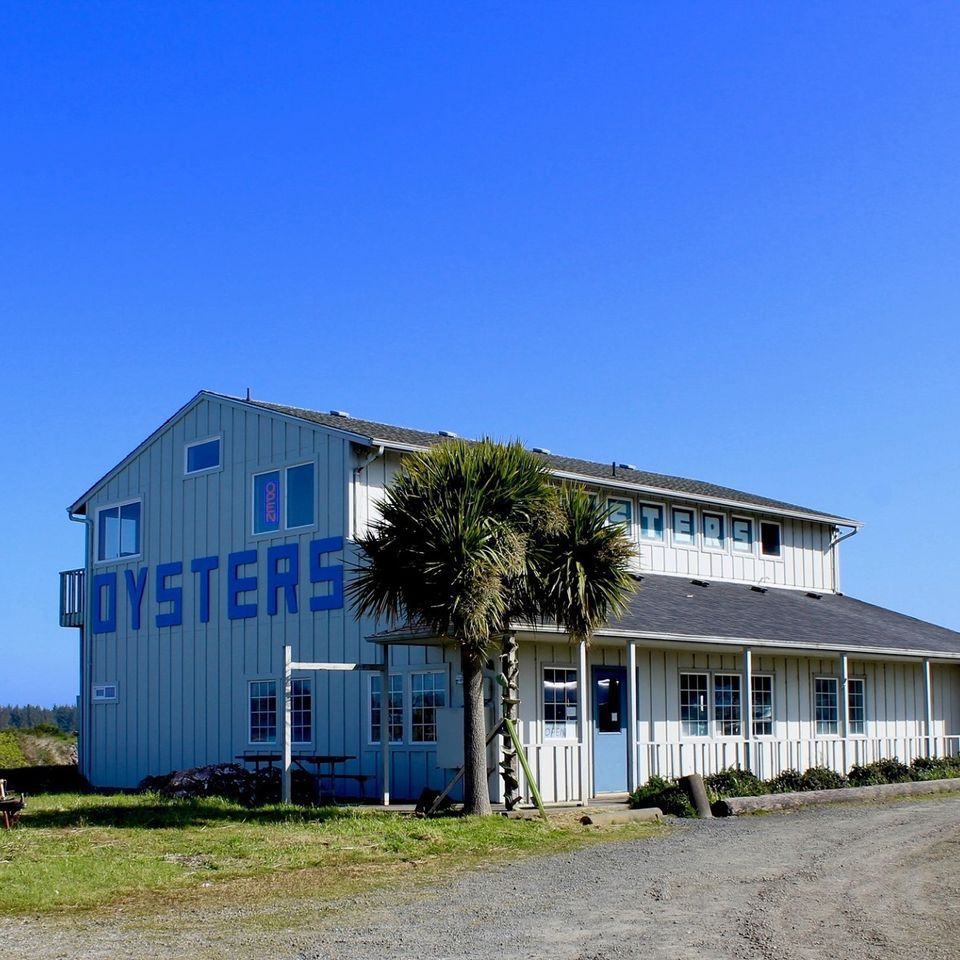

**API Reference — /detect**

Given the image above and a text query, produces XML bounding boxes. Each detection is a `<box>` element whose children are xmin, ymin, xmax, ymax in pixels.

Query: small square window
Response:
<box><xmin>702</xmin><ymin>513</ymin><xmax>725</xmax><ymax>550</ymax></box>
<box><xmin>97</xmin><ymin>500</ymin><xmax>141</xmax><ymax>561</ymax></box>
<box><xmin>185</xmin><ymin>438</ymin><xmax>221</xmax><ymax>475</ymax></box>
<box><xmin>732</xmin><ymin>518</ymin><xmax>754</xmax><ymax>553</ymax></box>
<box><xmin>93</xmin><ymin>683</ymin><xmax>118</xmax><ymax>702</ymax></box>
<box><xmin>760</xmin><ymin>522</ymin><xmax>782</xmax><ymax>558</ymax></box>
<box><xmin>639</xmin><ymin>504</ymin><xmax>664</xmax><ymax>541</ymax></box>
<box><xmin>672</xmin><ymin>508</ymin><xmax>695</xmax><ymax>546</ymax></box>
<box><xmin>607</xmin><ymin>498</ymin><xmax>633</xmax><ymax>528</ymax></box>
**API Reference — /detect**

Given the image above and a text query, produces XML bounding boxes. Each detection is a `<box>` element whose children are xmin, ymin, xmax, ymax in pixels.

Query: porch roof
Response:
<box><xmin>370</xmin><ymin>574</ymin><xmax>960</xmax><ymax>661</ymax></box>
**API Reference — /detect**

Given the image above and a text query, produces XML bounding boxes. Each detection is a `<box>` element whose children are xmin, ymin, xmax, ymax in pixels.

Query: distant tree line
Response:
<box><xmin>0</xmin><ymin>704</ymin><xmax>77</xmax><ymax>733</ymax></box>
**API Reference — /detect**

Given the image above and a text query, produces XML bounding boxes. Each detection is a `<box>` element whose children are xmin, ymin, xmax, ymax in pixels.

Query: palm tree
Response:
<box><xmin>350</xmin><ymin>439</ymin><xmax>635</xmax><ymax>815</ymax></box>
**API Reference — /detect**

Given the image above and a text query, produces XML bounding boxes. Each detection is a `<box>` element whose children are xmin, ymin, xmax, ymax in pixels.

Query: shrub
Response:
<box><xmin>847</xmin><ymin>758</ymin><xmax>912</xmax><ymax>787</ymax></box>
<box><xmin>799</xmin><ymin>766</ymin><xmax>846</xmax><ymax>791</ymax></box>
<box><xmin>767</xmin><ymin>768</ymin><xmax>805</xmax><ymax>793</ymax></box>
<box><xmin>910</xmin><ymin>756</ymin><xmax>960</xmax><ymax>781</ymax></box>
<box><xmin>628</xmin><ymin>775</ymin><xmax>696</xmax><ymax>818</ymax></box>
<box><xmin>704</xmin><ymin>768</ymin><xmax>769</xmax><ymax>799</ymax></box>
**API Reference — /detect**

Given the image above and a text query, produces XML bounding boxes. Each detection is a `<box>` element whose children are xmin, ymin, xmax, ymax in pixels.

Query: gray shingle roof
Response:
<box><xmin>242</xmin><ymin>397</ymin><xmax>856</xmax><ymax>524</ymax></box>
<box><xmin>603</xmin><ymin>574</ymin><xmax>960</xmax><ymax>657</ymax></box>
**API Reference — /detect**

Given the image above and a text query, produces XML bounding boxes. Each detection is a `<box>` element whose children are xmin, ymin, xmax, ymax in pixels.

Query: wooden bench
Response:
<box><xmin>0</xmin><ymin>779</ymin><xmax>25</xmax><ymax>830</ymax></box>
<box><xmin>319</xmin><ymin>773</ymin><xmax>370</xmax><ymax>799</ymax></box>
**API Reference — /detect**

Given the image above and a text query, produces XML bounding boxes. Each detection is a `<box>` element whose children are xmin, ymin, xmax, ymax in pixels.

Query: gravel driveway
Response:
<box><xmin>4</xmin><ymin>795</ymin><xmax>960</xmax><ymax>960</ymax></box>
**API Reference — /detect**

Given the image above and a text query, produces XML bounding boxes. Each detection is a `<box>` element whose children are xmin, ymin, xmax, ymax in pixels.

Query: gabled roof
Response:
<box><xmin>244</xmin><ymin>396</ymin><xmax>860</xmax><ymax>527</ymax></box>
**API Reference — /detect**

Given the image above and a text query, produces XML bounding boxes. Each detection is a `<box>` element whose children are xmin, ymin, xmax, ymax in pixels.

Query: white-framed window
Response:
<box><xmin>607</xmin><ymin>498</ymin><xmax>633</xmax><ymax>529</ymax></box>
<box><xmin>702</xmin><ymin>512</ymin><xmax>726</xmax><ymax>551</ymax></box>
<box><xmin>760</xmin><ymin>521</ymin><xmax>782</xmax><ymax>558</ymax></box>
<box><xmin>249</xmin><ymin>680</ymin><xmax>277</xmax><ymax>743</ymax></box>
<box><xmin>672</xmin><ymin>507</ymin><xmax>696</xmax><ymax>547</ymax></box>
<box><xmin>814</xmin><ymin>677</ymin><xmax>839</xmax><ymax>736</ymax></box>
<box><xmin>751</xmin><ymin>675</ymin><xmax>774</xmax><ymax>736</ymax></box>
<box><xmin>680</xmin><ymin>672</ymin><xmax>709</xmax><ymax>736</ymax></box>
<box><xmin>713</xmin><ymin>674</ymin><xmax>741</xmax><ymax>736</ymax></box>
<box><xmin>185</xmin><ymin>437</ymin><xmax>221</xmax><ymax>475</ymax></box>
<box><xmin>291</xmin><ymin>678</ymin><xmax>312</xmax><ymax>745</ymax></box>
<box><xmin>847</xmin><ymin>677</ymin><xmax>866</xmax><ymax>736</ymax></box>
<box><xmin>96</xmin><ymin>499</ymin><xmax>142</xmax><ymax>562</ymax></box>
<box><xmin>543</xmin><ymin>666</ymin><xmax>579</xmax><ymax>739</ymax></box>
<box><xmin>252</xmin><ymin>462</ymin><xmax>316</xmax><ymax>535</ymax></box>
<box><xmin>732</xmin><ymin>517</ymin><xmax>754</xmax><ymax>553</ymax></box>
<box><xmin>370</xmin><ymin>673</ymin><xmax>404</xmax><ymax>744</ymax></box>
<box><xmin>639</xmin><ymin>503</ymin><xmax>664</xmax><ymax>541</ymax></box>
<box><xmin>93</xmin><ymin>683</ymin><xmax>118</xmax><ymax>702</ymax></box>
<box><xmin>410</xmin><ymin>671</ymin><xmax>446</xmax><ymax>743</ymax></box>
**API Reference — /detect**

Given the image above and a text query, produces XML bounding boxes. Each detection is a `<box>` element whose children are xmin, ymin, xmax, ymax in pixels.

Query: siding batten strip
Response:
<box><xmin>923</xmin><ymin>658</ymin><xmax>933</xmax><ymax>757</ymax></box>
<box><xmin>627</xmin><ymin>640</ymin><xmax>638</xmax><ymax>791</ymax></box>
<box><xmin>578</xmin><ymin>640</ymin><xmax>589</xmax><ymax>803</ymax></box>
<box><xmin>743</xmin><ymin>646</ymin><xmax>753</xmax><ymax>774</ymax></box>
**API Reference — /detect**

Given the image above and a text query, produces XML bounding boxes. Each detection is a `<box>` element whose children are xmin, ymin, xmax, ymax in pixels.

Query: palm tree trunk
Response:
<box><xmin>499</xmin><ymin>633</ymin><xmax>520</xmax><ymax>810</ymax></box>
<box><xmin>461</xmin><ymin>647</ymin><xmax>491</xmax><ymax>816</ymax></box>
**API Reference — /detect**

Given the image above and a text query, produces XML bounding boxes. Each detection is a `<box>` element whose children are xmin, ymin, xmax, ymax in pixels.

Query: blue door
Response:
<box><xmin>592</xmin><ymin>666</ymin><xmax>628</xmax><ymax>794</ymax></box>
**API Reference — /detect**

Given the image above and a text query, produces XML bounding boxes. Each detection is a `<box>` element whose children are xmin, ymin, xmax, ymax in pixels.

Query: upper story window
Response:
<box><xmin>672</xmin><ymin>508</ymin><xmax>696</xmax><ymax>547</ymax></box>
<box><xmin>252</xmin><ymin>463</ymin><xmax>316</xmax><ymax>535</ymax></box>
<box><xmin>732</xmin><ymin>517</ymin><xmax>754</xmax><ymax>553</ymax></box>
<box><xmin>639</xmin><ymin>503</ymin><xmax>664</xmax><ymax>541</ymax></box>
<box><xmin>702</xmin><ymin>512</ymin><xmax>725</xmax><ymax>551</ymax></box>
<box><xmin>185</xmin><ymin>437</ymin><xmax>221</xmax><ymax>475</ymax></box>
<box><xmin>97</xmin><ymin>500</ymin><xmax>142</xmax><ymax>562</ymax></box>
<box><xmin>607</xmin><ymin>498</ymin><xmax>633</xmax><ymax>529</ymax></box>
<box><xmin>760</xmin><ymin>521</ymin><xmax>782</xmax><ymax>558</ymax></box>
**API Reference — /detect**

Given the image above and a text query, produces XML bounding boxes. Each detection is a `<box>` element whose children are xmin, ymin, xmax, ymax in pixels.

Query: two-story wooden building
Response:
<box><xmin>60</xmin><ymin>390</ymin><xmax>960</xmax><ymax>803</ymax></box>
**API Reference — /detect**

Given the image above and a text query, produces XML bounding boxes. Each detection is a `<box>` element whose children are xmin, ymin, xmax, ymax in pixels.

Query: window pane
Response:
<box><xmin>815</xmin><ymin>677</ymin><xmax>838</xmax><ymax>735</ymax></box>
<box><xmin>680</xmin><ymin>673</ymin><xmax>708</xmax><ymax>736</ymax></box>
<box><xmin>751</xmin><ymin>675</ymin><xmax>773</xmax><ymax>736</ymax></box>
<box><xmin>732</xmin><ymin>518</ymin><xmax>753</xmax><ymax>552</ymax></box>
<box><xmin>544</xmin><ymin>667</ymin><xmax>578</xmax><ymax>739</ymax></box>
<box><xmin>291</xmin><ymin>678</ymin><xmax>312</xmax><ymax>744</ymax></box>
<box><xmin>119</xmin><ymin>501</ymin><xmax>140</xmax><ymax>557</ymax></box>
<box><xmin>187</xmin><ymin>439</ymin><xmax>220</xmax><ymax>473</ymax></box>
<box><xmin>607</xmin><ymin>499</ymin><xmax>632</xmax><ymax>527</ymax></box>
<box><xmin>640</xmin><ymin>504</ymin><xmax>663</xmax><ymax>541</ymax></box>
<box><xmin>370</xmin><ymin>674</ymin><xmax>404</xmax><ymax>743</ymax></box>
<box><xmin>286</xmin><ymin>463</ymin><xmax>315</xmax><ymax>529</ymax></box>
<box><xmin>760</xmin><ymin>522</ymin><xmax>781</xmax><ymax>557</ymax></box>
<box><xmin>254</xmin><ymin>471</ymin><xmax>282</xmax><ymax>534</ymax></box>
<box><xmin>596</xmin><ymin>675</ymin><xmax>622</xmax><ymax>733</ymax></box>
<box><xmin>714</xmin><ymin>675</ymin><xmax>741</xmax><ymax>736</ymax></box>
<box><xmin>703</xmin><ymin>513</ymin><xmax>725</xmax><ymax>550</ymax></box>
<box><xmin>98</xmin><ymin>507</ymin><xmax>119</xmax><ymax>561</ymax></box>
<box><xmin>411</xmin><ymin>672</ymin><xmax>445</xmax><ymax>742</ymax></box>
<box><xmin>673</xmin><ymin>509</ymin><xmax>695</xmax><ymax>545</ymax></box>
<box><xmin>848</xmin><ymin>678</ymin><xmax>865</xmax><ymax>735</ymax></box>
<box><xmin>250</xmin><ymin>680</ymin><xmax>277</xmax><ymax>742</ymax></box>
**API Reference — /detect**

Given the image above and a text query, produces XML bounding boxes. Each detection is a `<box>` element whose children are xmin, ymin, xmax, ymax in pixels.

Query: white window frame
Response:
<box><xmin>701</xmin><ymin>512</ymin><xmax>727</xmax><ymax>553</ymax></box>
<box><xmin>814</xmin><ymin>676</ymin><xmax>840</xmax><ymax>737</ymax></box>
<box><xmin>713</xmin><ymin>673</ymin><xmax>742</xmax><ymax>738</ymax></box>
<box><xmin>542</xmin><ymin>664</ymin><xmax>580</xmax><ymax>742</ymax></box>
<box><xmin>638</xmin><ymin>502</ymin><xmax>665</xmax><ymax>542</ymax></box>
<box><xmin>679</xmin><ymin>671</ymin><xmax>710</xmax><ymax>738</ymax></box>
<box><xmin>290</xmin><ymin>677</ymin><xmax>313</xmax><ymax>746</ymax></box>
<box><xmin>731</xmin><ymin>516</ymin><xmax>755</xmax><ymax>555</ymax></box>
<box><xmin>184</xmin><ymin>436</ymin><xmax>222</xmax><ymax>476</ymax></box>
<box><xmin>95</xmin><ymin>498</ymin><xmax>143</xmax><ymax>565</ymax></box>
<box><xmin>606</xmin><ymin>497</ymin><xmax>635</xmax><ymax>536</ymax></box>
<box><xmin>847</xmin><ymin>676</ymin><xmax>866</xmax><ymax>737</ymax></box>
<box><xmin>92</xmin><ymin>682</ymin><xmax>118</xmax><ymax>702</ymax></box>
<box><xmin>251</xmin><ymin>461</ymin><xmax>317</xmax><ymax>536</ymax></box>
<box><xmin>409</xmin><ymin>670</ymin><xmax>447</xmax><ymax>745</ymax></box>
<box><xmin>248</xmin><ymin>679</ymin><xmax>278</xmax><ymax>744</ymax></box>
<box><xmin>750</xmin><ymin>674</ymin><xmax>775</xmax><ymax>737</ymax></box>
<box><xmin>368</xmin><ymin>672</ymin><xmax>405</xmax><ymax>746</ymax></box>
<box><xmin>759</xmin><ymin>520</ymin><xmax>783</xmax><ymax>560</ymax></box>
<box><xmin>671</xmin><ymin>506</ymin><xmax>697</xmax><ymax>549</ymax></box>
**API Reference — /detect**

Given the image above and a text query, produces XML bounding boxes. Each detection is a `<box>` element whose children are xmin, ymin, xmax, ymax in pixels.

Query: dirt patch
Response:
<box><xmin>2</xmin><ymin>795</ymin><xmax>959</xmax><ymax>959</ymax></box>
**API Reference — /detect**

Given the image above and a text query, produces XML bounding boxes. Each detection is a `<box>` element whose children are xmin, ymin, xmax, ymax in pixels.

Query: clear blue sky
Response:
<box><xmin>2</xmin><ymin>2</ymin><xmax>959</xmax><ymax>705</ymax></box>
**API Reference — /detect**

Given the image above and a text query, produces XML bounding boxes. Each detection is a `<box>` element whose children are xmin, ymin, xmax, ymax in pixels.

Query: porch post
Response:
<box><xmin>923</xmin><ymin>658</ymin><xmax>933</xmax><ymax>758</ymax></box>
<box><xmin>381</xmin><ymin>643</ymin><xmax>391</xmax><ymax>806</ymax></box>
<box><xmin>743</xmin><ymin>646</ymin><xmax>753</xmax><ymax>774</ymax></box>
<box><xmin>840</xmin><ymin>653</ymin><xmax>849</xmax><ymax>773</ymax></box>
<box><xmin>282</xmin><ymin>644</ymin><xmax>292</xmax><ymax>804</ymax></box>
<box><xmin>578</xmin><ymin>640</ymin><xmax>589</xmax><ymax>804</ymax></box>
<box><xmin>627</xmin><ymin>640</ymin><xmax>638</xmax><ymax>792</ymax></box>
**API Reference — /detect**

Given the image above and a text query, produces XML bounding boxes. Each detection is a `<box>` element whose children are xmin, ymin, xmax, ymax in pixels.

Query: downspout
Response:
<box><xmin>68</xmin><ymin>509</ymin><xmax>93</xmax><ymax>781</ymax></box>
<box><xmin>829</xmin><ymin>524</ymin><xmax>859</xmax><ymax>593</ymax></box>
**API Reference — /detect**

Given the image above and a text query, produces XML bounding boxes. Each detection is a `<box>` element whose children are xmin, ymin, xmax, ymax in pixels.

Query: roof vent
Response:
<box><xmin>806</xmin><ymin>591</ymin><xmax>823</xmax><ymax>600</ymax></box>
<box><xmin>329</xmin><ymin>410</ymin><xmax>350</xmax><ymax>418</ymax></box>
<box><xmin>618</xmin><ymin>463</ymin><xmax>637</xmax><ymax>471</ymax></box>
<box><xmin>690</xmin><ymin>579</ymin><xmax>710</xmax><ymax>588</ymax></box>
<box><xmin>750</xmin><ymin>585</ymin><xmax>768</xmax><ymax>594</ymax></box>
<box><xmin>438</xmin><ymin>430</ymin><xmax>458</xmax><ymax>438</ymax></box>
<box><xmin>531</xmin><ymin>447</ymin><xmax>551</xmax><ymax>454</ymax></box>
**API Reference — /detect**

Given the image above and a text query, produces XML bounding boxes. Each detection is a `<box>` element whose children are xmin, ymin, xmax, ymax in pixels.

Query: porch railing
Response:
<box><xmin>59</xmin><ymin>569</ymin><xmax>84</xmax><ymax>627</ymax></box>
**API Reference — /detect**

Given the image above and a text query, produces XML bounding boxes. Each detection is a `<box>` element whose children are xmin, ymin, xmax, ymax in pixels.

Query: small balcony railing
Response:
<box><xmin>60</xmin><ymin>569</ymin><xmax>84</xmax><ymax>628</ymax></box>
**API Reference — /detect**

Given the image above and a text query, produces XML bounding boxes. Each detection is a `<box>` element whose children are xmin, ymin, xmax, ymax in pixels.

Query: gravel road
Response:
<box><xmin>4</xmin><ymin>795</ymin><xmax>960</xmax><ymax>960</ymax></box>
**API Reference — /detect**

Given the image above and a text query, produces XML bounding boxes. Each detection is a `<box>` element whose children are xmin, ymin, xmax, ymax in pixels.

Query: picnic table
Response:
<box><xmin>235</xmin><ymin>752</ymin><xmax>367</xmax><ymax>802</ymax></box>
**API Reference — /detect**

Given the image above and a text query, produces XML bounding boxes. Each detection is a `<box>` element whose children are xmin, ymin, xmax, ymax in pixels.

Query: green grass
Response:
<box><xmin>0</xmin><ymin>792</ymin><xmax>663</xmax><ymax>916</ymax></box>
